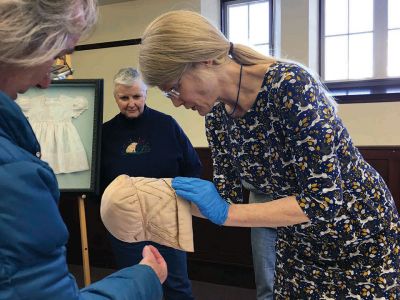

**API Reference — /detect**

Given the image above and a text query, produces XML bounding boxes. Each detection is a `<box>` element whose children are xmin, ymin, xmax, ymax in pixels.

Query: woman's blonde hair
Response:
<box><xmin>0</xmin><ymin>0</ymin><xmax>98</xmax><ymax>67</ymax></box>
<box><xmin>139</xmin><ymin>10</ymin><xmax>276</xmax><ymax>87</ymax></box>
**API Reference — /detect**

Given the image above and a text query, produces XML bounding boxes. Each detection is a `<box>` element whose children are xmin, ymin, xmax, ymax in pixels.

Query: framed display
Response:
<box><xmin>17</xmin><ymin>79</ymin><xmax>104</xmax><ymax>194</ymax></box>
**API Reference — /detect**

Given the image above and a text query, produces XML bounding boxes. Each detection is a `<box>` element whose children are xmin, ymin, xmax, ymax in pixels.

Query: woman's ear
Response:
<box><xmin>198</xmin><ymin>59</ymin><xmax>214</xmax><ymax>67</ymax></box>
<box><xmin>191</xmin><ymin>59</ymin><xmax>214</xmax><ymax>71</ymax></box>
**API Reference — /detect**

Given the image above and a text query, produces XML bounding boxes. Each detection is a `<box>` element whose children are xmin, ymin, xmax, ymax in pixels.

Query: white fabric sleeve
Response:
<box><xmin>71</xmin><ymin>96</ymin><xmax>89</xmax><ymax>118</ymax></box>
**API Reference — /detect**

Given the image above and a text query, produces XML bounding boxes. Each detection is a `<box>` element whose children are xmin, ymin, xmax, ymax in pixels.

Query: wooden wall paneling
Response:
<box><xmin>358</xmin><ymin>147</ymin><xmax>400</xmax><ymax>209</ymax></box>
<box><xmin>60</xmin><ymin>146</ymin><xmax>400</xmax><ymax>288</ymax></box>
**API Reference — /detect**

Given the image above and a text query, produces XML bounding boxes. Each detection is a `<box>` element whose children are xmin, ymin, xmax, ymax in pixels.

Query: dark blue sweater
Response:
<box><xmin>101</xmin><ymin>106</ymin><xmax>202</xmax><ymax>192</ymax></box>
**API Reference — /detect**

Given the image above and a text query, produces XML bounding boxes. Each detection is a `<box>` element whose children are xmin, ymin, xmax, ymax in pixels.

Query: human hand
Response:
<box><xmin>139</xmin><ymin>245</ymin><xmax>168</xmax><ymax>283</ymax></box>
<box><xmin>172</xmin><ymin>177</ymin><xmax>229</xmax><ymax>225</ymax></box>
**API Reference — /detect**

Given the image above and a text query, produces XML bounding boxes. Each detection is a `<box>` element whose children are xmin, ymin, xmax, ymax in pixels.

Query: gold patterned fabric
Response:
<box><xmin>206</xmin><ymin>62</ymin><xmax>400</xmax><ymax>298</ymax></box>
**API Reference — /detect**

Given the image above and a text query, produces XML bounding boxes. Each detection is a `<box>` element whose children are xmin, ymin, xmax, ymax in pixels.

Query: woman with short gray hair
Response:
<box><xmin>101</xmin><ymin>67</ymin><xmax>202</xmax><ymax>300</ymax></box>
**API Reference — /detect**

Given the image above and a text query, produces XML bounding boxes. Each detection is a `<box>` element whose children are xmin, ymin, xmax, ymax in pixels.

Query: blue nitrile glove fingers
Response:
<box><xmin>172</xmin><ymin>177</ymin><xmax>229</xmax><ymax>225</ymax></box>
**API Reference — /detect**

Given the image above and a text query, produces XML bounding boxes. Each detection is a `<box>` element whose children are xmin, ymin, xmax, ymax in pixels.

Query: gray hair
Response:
<box><xmin>113</xmin><ymin>67</ymin><xmax>142</xmax><ymax>86</ymax></box>
<box><xmin>0</xmin><ymin>0</ymin><xmax>98</xmax><ymax>67</ymax></box>
<box><xmin>139</xmin><ymin>10</ymin><xmax>276</xmax><ymax>87</ymax></box>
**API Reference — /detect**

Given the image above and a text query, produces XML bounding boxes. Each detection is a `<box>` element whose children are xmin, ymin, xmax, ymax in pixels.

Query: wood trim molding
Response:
<box><xmin>75</xmin><ymin>38</ymin><xmax>141</xmax><ymax>51</ymax></box>
<box><xmin>326</xmin><ymin>78</ymin><xmax>400</xmax><ymax>104</ymax></box>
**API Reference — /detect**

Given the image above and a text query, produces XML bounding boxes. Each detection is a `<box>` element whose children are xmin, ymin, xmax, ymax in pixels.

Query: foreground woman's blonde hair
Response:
<box><xmin>139</xmin><ymin>10</ymin><xmax>276</xmax><ymax>87</ymax></box>
<box><xmin>0</xmin><ymin>0</ymin><xmax>98</xmax><ymax>67</ymax></box>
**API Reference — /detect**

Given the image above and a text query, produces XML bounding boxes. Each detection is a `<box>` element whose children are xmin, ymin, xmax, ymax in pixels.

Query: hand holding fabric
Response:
<box><xmin>172</xmin><ymin>177</ymin><xmax>229</xmax><ymax>225</ymax></box>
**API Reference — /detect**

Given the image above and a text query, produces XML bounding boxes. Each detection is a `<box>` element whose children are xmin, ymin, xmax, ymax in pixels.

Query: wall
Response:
<box><xmin>275</xmin><ymin>0</ymin><xmax>400</xmax><ymax>146</ymax></box>
<box><xmin>73</xmin><ymin>0</ymin><xmax>399</xmax><ymax>147</ymax></box>
<box><xmin>338</xmin><ymin>102</ymin><xmax>400</xmax><ymax>145</ymax></box>
<box><xmin>72</xmin><ymin>0</ymin><xmax>208</xmax><ymax>146</ymax></box>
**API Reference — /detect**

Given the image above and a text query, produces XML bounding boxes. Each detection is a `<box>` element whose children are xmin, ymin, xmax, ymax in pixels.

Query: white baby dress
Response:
<box><xmin>16</xmin><ymin>95</ymin><xmax>90</xmax><ymax>174</ymax></box>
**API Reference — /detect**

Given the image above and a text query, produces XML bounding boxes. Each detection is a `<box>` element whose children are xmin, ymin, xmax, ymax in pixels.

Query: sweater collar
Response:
<box><xmin>117</xmin><ymin>105</ymin><xmax>150</xmax><ymax>125</ymax></box>
<box><xmin>0</xmin><ymin>91</ymin><xmax>40</xmax><ymax>155</ymax></box>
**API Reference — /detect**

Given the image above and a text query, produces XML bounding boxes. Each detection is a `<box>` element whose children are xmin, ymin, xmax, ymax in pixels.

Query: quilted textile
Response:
<box><xmin>101</xmin><ymin>175</ymin><xmax>194</xmax><ymax>252</ymax></box>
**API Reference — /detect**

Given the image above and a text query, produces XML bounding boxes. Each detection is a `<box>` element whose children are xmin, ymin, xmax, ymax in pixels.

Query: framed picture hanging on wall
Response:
<box><xmin>16</xmin><ymin>79</ymin><xmax>104</xmax><ymax>194</ymax></box>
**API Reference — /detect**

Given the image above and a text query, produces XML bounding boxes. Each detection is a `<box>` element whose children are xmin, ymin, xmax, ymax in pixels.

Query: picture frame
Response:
<box><xmin>19</xmin><ymin>79</ymin><xmax>104</xmax><ymax>194</ymax></box>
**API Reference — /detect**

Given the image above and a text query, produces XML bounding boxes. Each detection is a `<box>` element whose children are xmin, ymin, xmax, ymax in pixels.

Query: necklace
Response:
<box><xmin>228</xmin><ymin>64</ymin><xmax>243</xmax><ymax>116</ymax></box>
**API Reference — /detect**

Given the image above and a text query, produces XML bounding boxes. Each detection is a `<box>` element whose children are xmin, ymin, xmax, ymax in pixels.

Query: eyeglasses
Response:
<box><xmin>163</xmin><ymin>86</ymin><xmax>180</xmax><ymax>99</ymax></box>
<box><xmin>162</xmin><ymin>70</ymin><xmax>184</xmax><ymax>100</ymax></box>
<box><xmin>51</xmin><ymin>56</ymin><xmax>74</xmax><ymax>80</ymax></box>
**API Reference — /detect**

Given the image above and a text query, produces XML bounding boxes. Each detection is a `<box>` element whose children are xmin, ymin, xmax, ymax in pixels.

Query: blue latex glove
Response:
<box><xmin>172</xmin><ymin>177</ymin><xmax>229</xmax><ymax>225</ymax></box>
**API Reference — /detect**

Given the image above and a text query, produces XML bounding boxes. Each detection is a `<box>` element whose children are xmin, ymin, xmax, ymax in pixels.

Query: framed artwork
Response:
<box><xmin>17</xmin><ymin>79</ymin><xmax>104</xmax><ymax>194</ymax></box>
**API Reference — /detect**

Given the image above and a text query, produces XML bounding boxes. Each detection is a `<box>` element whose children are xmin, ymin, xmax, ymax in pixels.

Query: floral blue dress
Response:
<box><xmin>205</xmin><ymin>62</ymin><xmax>400</xmax><ymax>299</ymax></box>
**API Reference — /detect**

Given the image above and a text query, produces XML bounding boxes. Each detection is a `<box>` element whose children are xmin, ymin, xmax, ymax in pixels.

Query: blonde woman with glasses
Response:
<box><xmin>139</xmin><ymin>10</ymin><xmax>400</xmax><ymax>299</ymax></box>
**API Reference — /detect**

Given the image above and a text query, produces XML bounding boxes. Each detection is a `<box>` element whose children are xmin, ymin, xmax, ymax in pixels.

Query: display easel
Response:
<box><xmin>78</xmin><ymin>194</ymin><xmax>91</xmax><ymax>286</ymax></box>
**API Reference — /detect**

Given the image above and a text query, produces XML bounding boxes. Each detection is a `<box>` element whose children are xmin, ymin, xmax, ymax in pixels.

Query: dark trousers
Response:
<box><xmin>108</xmin><ymin>233</ymin><xmax>194</xmax><ymax>300</ymax></box>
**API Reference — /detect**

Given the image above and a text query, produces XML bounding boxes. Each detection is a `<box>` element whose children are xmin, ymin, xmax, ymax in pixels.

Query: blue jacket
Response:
<box><xmin>0</xmin><ymin>91</ymin><xmax>162</xmax><ymax>300</ymax></box>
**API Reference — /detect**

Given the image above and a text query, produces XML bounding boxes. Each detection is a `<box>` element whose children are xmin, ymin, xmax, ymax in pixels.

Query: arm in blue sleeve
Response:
<box><xmin>80</xmin><ymin>265</ymin><xmax>162</xmax><ymax>300</ymax></box>
<box><xmin>0</xmin><ymin>161</ymin><xmax>162</xmax><ymax>300</ymax></box>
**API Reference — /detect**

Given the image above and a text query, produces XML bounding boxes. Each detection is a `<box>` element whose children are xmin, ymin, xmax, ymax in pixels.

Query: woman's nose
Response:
<box><xmin>171</xmin><ymin>97</ymin><xmax>184</xmax><ymax>107</ymax></box>
<box><xmin>127</xmin><ymin>98</ymin><xmax>136</xmax><ymax>106</ymax></box>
